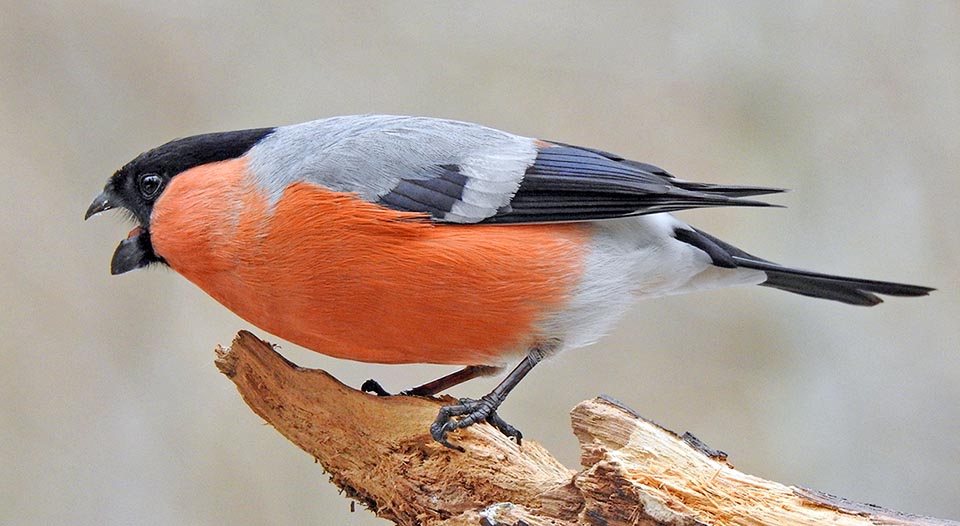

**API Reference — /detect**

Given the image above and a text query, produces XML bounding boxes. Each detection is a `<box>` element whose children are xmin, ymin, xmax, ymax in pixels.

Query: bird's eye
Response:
<box><xmin>138</xmin><ymin>173</ymin><xmax>163</xmax><ymax>199</ymax></box>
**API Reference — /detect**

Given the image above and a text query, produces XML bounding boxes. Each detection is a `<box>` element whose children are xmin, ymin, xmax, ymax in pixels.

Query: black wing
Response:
<box><xmin>482</xmin><ymin>143</ymin><xmax>784</xmax><ymax>224</ymax></box>
<box><xmin>376</xmin><ymin>141</ymin><xmax>785</xmax><ymax>224</ymax></box>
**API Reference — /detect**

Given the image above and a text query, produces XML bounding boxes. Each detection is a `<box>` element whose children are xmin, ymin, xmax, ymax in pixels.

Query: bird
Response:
<box><xmin>86</xmin><ymin>115</ymin><xmax>932</xmax><ymax>450</ymax></box>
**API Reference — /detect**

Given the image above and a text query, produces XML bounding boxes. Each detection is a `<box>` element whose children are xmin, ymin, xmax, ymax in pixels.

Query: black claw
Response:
<box><xmin>361</xmin><ymin>379</ymin><xmax>427</xmax><ymax>397</ymax></box>
<box><xmin>430</xmin><ymin>396</ymin><xmax>523</xmax><ymax>450</ymax></box>
<box><xmin>360</xmin><ymin>379</ymin><xmax>392</xmax><ymax>397</ymax></box>
<box><xmin>486</xmin><ymin>412</ymin><xmax>523</xmax><ymax>445</ymax></box>
<box><xmin>430</xmin><ymin>415</ymin><xmax>465</xmax><ymax>451</ymax></box>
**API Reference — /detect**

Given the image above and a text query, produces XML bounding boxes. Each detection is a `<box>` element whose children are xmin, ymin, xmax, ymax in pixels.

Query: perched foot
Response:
<box><xmin>363</xmin><ymin>380</ymin><xmax>522</xmax><ymax>451</ymax></box>
<box><xmin>360</xmin><ymin>379</ymin><xmax>392</xmax><ymax>397</ymax></box>
<box><xmin>363</xmin><ymin>354</ymin><xmax>540</xmax><ymax>450</ymax></box>
<box><xmin>360</xmin><ymin>379</ymin><xmax>423</xmax><ymax>397</ymax></box>
<box><xmin>430</xmin><ymin>396</ymin><xmax>522</xmax><ymax>451</ymax></box>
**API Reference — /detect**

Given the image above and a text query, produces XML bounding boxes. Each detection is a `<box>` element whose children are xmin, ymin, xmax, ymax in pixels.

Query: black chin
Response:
<box><xmin>111</xmin><ymin>229</ymin><xmax>161</xmax><ymax>275</ymax></box>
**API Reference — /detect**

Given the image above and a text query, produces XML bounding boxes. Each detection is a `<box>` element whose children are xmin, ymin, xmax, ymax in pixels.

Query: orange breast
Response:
<box><xmin>150</xmin><ymin>158</ymin><xmax>588</xmax><ymax>365</ymax></box>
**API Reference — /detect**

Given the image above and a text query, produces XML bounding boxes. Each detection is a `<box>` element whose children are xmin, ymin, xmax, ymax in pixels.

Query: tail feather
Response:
<box><xmin>732</xmin><ymin>256</ymin><xmax>934</xmax><ymax>306</ymax></box>
<box><xmin>676</xmin><ymin>228</ymin><xmax>934</xmax><ymax>306</ymax></box>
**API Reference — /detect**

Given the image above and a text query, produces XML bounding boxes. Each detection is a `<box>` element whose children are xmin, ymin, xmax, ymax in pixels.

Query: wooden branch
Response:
<box><xmin>215</xmin><ymin>331</ymin><xmax>957</xmax><ymax>526</ymax></box>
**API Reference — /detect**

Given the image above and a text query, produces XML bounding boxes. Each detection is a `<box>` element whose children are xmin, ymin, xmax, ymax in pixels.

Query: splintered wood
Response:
<box><xmin>216</xmin><ymin>331</ymin><xmax>957</xmax><ymax>526</ymax></box>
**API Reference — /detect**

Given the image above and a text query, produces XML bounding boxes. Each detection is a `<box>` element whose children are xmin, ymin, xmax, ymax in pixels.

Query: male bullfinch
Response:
<box><xmin>86</xmin><ymin>115</ymin><xmax>932</xmax><ymax>450</ymax></box>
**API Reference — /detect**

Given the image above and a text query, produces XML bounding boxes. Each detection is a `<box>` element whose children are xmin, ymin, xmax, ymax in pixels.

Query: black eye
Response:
<box><xmin>138</xmin><ymin>173</ymin><xmax>163</xmax><ymax>199</ymax></box>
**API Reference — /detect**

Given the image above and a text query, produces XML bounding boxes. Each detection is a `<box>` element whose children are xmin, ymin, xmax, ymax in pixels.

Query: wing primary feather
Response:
<box><xmin>670</xmin><ymin>180</ymin><xmax>788</xmax><ymax>198</ymax></box>
<box><xmin>371</xmin><ymin>136</ymin><xmax>785</xmax><ymax>224</ymax></box>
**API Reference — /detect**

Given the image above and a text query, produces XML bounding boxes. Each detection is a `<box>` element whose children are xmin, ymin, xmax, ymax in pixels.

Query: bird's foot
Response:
<box><xmin>360</xmin><ymin>379</ymin><xmax>393</xmax><ymax>397</ymax></box>
<box><xmin>430</xmin><ymin>396</ymin><xmax>522</xmax><ymax>451</ymax></box>
<box><xmin>363</xmin><ymin>377</ymin><xmax>524</xmax><ymax>451</ymax></box>
<box><xmin>360</xmin><ymin>379</ymin><xmax>424</xmax><ymax>397</ymax></box>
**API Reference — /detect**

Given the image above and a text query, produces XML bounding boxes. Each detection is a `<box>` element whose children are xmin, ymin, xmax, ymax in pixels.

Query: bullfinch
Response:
<box><xmin>86</xmin><ymin>115</ymin><xmax>932</xmax><ymax>450</ymax></box>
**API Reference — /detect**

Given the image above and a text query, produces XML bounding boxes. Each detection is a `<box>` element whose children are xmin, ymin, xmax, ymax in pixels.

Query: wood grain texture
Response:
<box><xmin>216</xmin><ymin>331</ymin><xmax>958</xmax><ymax>526</ymax></box>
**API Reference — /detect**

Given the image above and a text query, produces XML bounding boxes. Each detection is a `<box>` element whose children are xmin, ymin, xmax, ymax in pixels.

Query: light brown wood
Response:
<box><xmin>215</xmin><ymin>331</ymin><xmax>958</xmax><ymax>526</ymax></box>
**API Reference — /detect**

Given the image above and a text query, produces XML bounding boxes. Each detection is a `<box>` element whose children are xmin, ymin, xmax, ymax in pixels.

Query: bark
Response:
<box><xmin>215</xmin><ymin>330</ymin><xmax>957</xmax><ymax>526</ymax></box>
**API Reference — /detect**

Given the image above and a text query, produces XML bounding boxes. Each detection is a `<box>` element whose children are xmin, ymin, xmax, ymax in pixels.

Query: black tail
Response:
<box><xmin>732</xmin><ymin>257</ymin><xmax>933</xmax><ymax>306</ymax></box>
<box><xmin>674</xmin><ymin>228</ymin><xmax>934</xmax><ymax>306</ymax></box>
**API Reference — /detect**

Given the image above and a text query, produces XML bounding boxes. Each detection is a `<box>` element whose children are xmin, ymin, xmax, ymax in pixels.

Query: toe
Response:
<box><xmin>486</xmin><ymin>412</ymin><xmax>523</xmax><ymax>444</ymax></box>
<box><xmin>360</xmin><ymin>379</ymin><xmax>392</xmax><ymax>396</ymax></box>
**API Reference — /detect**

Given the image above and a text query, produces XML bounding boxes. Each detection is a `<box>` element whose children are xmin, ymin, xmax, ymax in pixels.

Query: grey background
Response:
<box><xmin>2</xmin><ymin>2</ymin><xmax>958</xmax><ymax>525</ymax></box>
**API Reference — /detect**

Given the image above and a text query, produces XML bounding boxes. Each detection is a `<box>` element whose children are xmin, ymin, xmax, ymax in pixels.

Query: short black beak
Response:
<box><xmin>111</xmin><ymin>228</ymin><xmax>153</xmax><ymax>275</ymax></box>
<box><xmin>85</xmin><ymin>191</ymin><xmax>115</xmax><ymax>220</ymax></box>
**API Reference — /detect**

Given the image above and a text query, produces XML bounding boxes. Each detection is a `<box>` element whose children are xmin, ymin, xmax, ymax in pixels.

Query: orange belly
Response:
<box><xmin>150</xmin><ymin>158</ymin><xmax>588</xmax><ymax>365</ymax></box>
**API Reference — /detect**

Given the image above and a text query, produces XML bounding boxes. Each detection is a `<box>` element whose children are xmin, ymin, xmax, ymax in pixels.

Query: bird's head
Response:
<box><xmin>85</xmin><ymin>128</ymin><xmax>274</xmax><ymax>274</ymax></box>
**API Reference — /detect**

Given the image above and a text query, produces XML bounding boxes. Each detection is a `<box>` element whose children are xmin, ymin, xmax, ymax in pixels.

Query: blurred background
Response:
<box><xmin>2</xmin><ymin>2</ymin><xmax>958</xmax><ymax>525</ymax></box>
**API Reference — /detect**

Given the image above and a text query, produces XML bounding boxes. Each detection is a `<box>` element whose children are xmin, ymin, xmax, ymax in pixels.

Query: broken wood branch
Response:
<box><xmin>215</xmin><ymin>330</ymin><xmax>957</xmax><ymax>526</ymax></box>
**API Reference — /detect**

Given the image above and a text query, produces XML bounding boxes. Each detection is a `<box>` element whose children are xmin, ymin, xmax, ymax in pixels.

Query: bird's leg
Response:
<box><xmin>404</xmin><ymin>365</ymin><xmax>504</xmax><ymax>396</ymax></box>
<box><xmin>361</xmin><ymin>365</ymin><xmax>503</xmax><ymax>397</ymax></box>
<box><xmin>431</xmin><ymin>345</ymin><xmax>549</xmax><ymax>451</ymax></box>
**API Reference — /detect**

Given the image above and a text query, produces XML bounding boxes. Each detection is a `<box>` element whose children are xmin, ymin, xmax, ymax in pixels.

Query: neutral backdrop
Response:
<box><xmin>2</xmin><ymin>3</ymin><xmax>958</xmax><ymax>525</ymax></box>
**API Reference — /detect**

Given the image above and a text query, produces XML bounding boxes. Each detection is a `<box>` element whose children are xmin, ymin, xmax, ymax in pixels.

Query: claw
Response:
<box><xmin>430</xmin><ymin>396</ymin><xmax>522</xmax><ymax>450</ymax></box>
<box><xmin>486</xmin><ymin>412</ymin><xmax>522</xmax><ymax>445</ymax></box>
<box><xmin>360</xmin><ymin>379</ymin><xmax>392</xmax><ymax>396</ymax></box>
<box><xmin>366</xmin><ymin>347</ymin><xmax>546</xmax><ymax>450</ymax></box>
